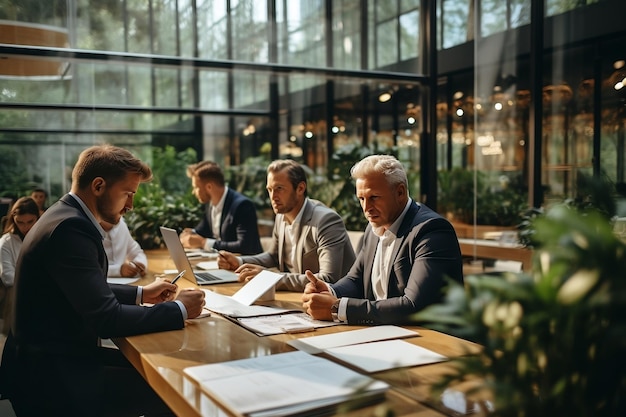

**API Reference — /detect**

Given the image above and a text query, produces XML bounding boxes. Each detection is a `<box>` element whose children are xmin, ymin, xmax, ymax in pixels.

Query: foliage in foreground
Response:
<box><xmin>415</xmin><ymin>204</ymin><xmax>626</xmax><ymax>416</ymax></box>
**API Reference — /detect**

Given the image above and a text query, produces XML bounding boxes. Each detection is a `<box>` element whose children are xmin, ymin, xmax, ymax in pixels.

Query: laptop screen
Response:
<box><xmin>159</xmin><ymin>226</ymin><xmax>198</xmax><ymax>284</ymax></box>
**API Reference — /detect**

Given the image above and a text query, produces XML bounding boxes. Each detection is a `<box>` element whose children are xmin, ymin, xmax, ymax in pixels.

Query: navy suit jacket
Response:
<box><xmin>12</xmin><ymin>194</ymin><xmax>185</xmax><ymax>353</ymax></box>
<box><xmin>194</xmin><ymin>188</ymin><xmax>262</xmax><ymax>255</ymax></box>
<box><xmin>331</xmin><ymin>201</ymin><xmax>463</xmax><ymax>325</ymax></box>
<box><xmin>6</xmin><ymin>194</ymin><xmax>187</xmax><ymax>414</ymax></box>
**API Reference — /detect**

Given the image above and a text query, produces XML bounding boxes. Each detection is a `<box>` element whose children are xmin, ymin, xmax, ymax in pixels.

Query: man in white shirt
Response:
<box><xmin>101</xmin><ymin>217</ymin><xmax>147</xmax><ymax>278</ymax></box>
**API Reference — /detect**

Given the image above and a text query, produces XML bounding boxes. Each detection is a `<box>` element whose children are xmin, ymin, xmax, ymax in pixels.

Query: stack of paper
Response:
<box><xmin>288</xmin><ymin>325</ymin><xmax>447</xmax><ymax>373</ymax></box>
<box><xmin>183</xmin><ymin>351</ymin><xmax>389</xmax><ymax>417</ymax></box>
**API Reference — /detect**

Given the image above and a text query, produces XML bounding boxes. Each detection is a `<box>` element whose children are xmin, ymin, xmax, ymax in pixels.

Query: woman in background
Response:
<box><xmin>0</xmin><ymin>197</ymin><xmax>40</xmax><ymax>335</ymax></box>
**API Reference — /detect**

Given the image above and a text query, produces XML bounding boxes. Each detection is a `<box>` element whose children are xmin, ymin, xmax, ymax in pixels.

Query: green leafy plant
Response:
<box><xmin>415</xmin><ymin>204</ymin><xmax>626</xmax><ymax>416</ymax></box>
<box><xmin>518</xmin><ymin>171</ymin><xmax>618</xmax><ymax>248</ymax></box>
<box><xmin>438</xmin><ymin>168</ymin><xmax>527</xmax><ymax>227</ymax></box>
<box><xmin>125</xmin><ymin>146</ymin><xmax>203</xmax><ymax>249</ymax></box>
<box><xmin>225</xmin><ymin>155</ymin><xmax>272</xmax><ymax>210</ymax></box>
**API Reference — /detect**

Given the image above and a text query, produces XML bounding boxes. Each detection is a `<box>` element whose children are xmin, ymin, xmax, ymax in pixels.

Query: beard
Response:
<box><xmin>96</xmin><ymin>193</ymin><xmax>124</xmax><ymax>225</ymax></box>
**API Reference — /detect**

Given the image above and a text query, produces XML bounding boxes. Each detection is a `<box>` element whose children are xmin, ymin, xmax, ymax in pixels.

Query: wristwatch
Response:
<box><xmin>330</xmin><ymin>299</ymin><xmax>341</xmax><ymax>323</ymax></box>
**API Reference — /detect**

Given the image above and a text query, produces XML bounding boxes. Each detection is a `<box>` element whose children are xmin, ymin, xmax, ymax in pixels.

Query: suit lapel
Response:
<box><xmin>277</xmin><ymin>214</ymin><xmax>286</xmax><ymax>270</ymax></box>
<box><xmin>293</xmin><ymin>200</ymin><xmax>314</xmax><ymax>272</ymax></box>
<box><xmin>387</xmin><ymin>201</ymin><xmax>419</xmax><ymax>262</ymax></box>
<box><xmin>220</xmin><ymin>189</ymin><xmax>234</xmax><ymax>237</ymax></box>
<box><xmin>362</xmin><ymin>228</ymin><xmax>378</xmax><ymax>298</ymax></box>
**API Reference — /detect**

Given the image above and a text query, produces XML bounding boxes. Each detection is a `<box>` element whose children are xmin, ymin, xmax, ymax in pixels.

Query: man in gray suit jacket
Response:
<box><xmin>302</xmin><ymin>155</ymin><xmax>463</xmax><ymax>325</ymax></box>
<box><xmin>218</xmin><ymin>159</ymin><xmax>355</xmax><ymax>291</ymax></box>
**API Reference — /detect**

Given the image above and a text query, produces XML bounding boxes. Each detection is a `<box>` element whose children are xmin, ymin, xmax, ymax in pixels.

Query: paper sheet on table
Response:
<box><xmin>287</xmin><ymin>325</ymin><xmax>419</xmax><ymax>354</ymax></box>
<box><xmin>202</xmin><ymin>289</ymin><xmax>298</xmax><ymax>318</ymax></box>
<box><xmin>235</xmin><ymin>312</ymin><xmax>340</xmax><ymax>336</ymax></box>
<box><xmin>183</xmin><ymin>351</ymin><xmax>389</xmax><ymax>417</ymax></box>
<box><xmin>107</xmin><ymin>277</ymin><xmax>140</xmax><ymax>285</ymax></box>
<box><xmin>231</xmin><ymin>270</ymin><xmax>284</xmax><ymax>306</ymax></box>
<box><xmin>324</xmin><ymin>339</ymin><xmax>447</xmax><ymax>373</ymax></box>
<box><xmin>196</xmin><ymin>260</ymin><xmax>218</xmax><ymax>270</ymax></box>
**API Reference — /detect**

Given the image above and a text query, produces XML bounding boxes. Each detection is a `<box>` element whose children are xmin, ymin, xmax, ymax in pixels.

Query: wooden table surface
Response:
<box><xmin>112</xmin><ymin>249</ymin><xmax>483</xmax><ymax>417</ymax></box>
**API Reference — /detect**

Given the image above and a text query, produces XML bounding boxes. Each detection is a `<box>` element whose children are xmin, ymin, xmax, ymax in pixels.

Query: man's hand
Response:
<box><xmin>180</xmin><ymin>228</ymin><xmax>206</xmax><ymax>249</ymax></box>
<box><xmin>142</xmin><ymin>280</ymin><xmax>178</xmax><ymax>304</ymax></box>
<box><xmin>235</xmin><ymin>263</ymin><xmax>264</xmax><ymax>282</ymax></box>
<box><xmin>301</xmin><ymin>271</ymin><xmax>335</xmax><ymax>321</ymax></box>
<box><xmin>217</xmin><ymin>251</ymin><xmax>240</xmax><ymax>271</ymax></box>
<box><xmin>120</xmin><ymin>261</ymin><xmax>146</xmax><ymax>277</ymax></box>
<box><xmin>176</xmin><ymin>288</ymin><xmax>206</xmax><ymax>319</ymax></box>
<box><xmin>304</xmin><ymin>270</ymin><xmax>329</xmax><ymax>294</ymax></box>
<box><xmin>302</xmin><ymin>292</ymin><xmax>336</xmax><ymax>321</ymax></box>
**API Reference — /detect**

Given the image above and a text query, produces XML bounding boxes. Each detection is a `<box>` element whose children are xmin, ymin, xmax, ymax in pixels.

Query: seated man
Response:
<box><xmin>302</xmin><ymin>154</ymin><xmax>463</xmax><ymax>325</ymax></box>
<box><xmin>101</xmin><ymin>217</ymin><xmax>147</xmax><ymax>278</ymax></box>
<box><xmin>2</xmin><ymin>145</ymin><xmax>205</xmax><ymax>416</ymax></box>
<box><xmin>180</xmin><ymin>161</ymin><xmax>263</xmax><ymax>255</ymax></box>
<box><xmin>218</xmin><ymin>159</ymin><xmax>356</xmax><ymax>291</ymax></box>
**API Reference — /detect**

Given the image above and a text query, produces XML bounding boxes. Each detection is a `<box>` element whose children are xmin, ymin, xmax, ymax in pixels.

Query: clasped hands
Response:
<box><xmin>302</xmin><ymin>270</ymin><xmax>337</xmax><ymax>321</ymax></box>
<box><xmin>141</xmin><ymin>279</ymin><xmax>206</xmax><ymax>319</ymax></box>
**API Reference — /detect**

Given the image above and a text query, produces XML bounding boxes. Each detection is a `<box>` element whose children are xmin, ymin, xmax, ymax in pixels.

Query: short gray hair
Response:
<box><xmin>350</xmin><ymin>155</ymin><xmax>407</xmax><ymax>188</ymax></box>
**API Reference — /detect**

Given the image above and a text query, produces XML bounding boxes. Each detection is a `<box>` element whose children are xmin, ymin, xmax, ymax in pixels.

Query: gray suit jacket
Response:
<box><xmin>331</xmin><ymin>201</ymin><xmax>463</xmax><ymax>325</ymax></box>
<box><xmin>241</xmin><ymin>199</ymin><xmax>356</xmax><ymax>291</ymax></box>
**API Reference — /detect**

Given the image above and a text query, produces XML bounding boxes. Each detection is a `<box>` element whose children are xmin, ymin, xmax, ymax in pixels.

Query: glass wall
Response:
<box><xmin>435</xmin><ymin>0</ymin><xmax>625</xmax><ymax>236</ymax></box>
<box><xmin>1</xmin><ymin>0</ymin><xmax>625</xmax><ymax>236</ymax></box>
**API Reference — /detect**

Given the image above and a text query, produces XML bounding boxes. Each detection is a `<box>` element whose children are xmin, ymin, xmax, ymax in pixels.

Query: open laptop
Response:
<box><xmin>159</xmin><ymin>226</ymin><xmax>239</xmax><ymax>285</ymax></box>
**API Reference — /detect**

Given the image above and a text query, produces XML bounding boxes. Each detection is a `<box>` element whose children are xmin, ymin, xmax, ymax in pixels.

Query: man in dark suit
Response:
<box><xmin>302</xmin><ymin>154</ymin><xmax>463</xmax><ymax>325</ymax></box>
<box><xmin>3</xmin><ymin>145</ymin><xmax>205</xmax><ymax>416</ymax></box>
<box><xmin>179</xmin><ymin>161</ymin><xmax>262</xmax><ymax>255</ymax></box>
<box><xmin>218</xmin><ymin>159</ymin><xmax>355</xmax><ymax>291</ymax></box>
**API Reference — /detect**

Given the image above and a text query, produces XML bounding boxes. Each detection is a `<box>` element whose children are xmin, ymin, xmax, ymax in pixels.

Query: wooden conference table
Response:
<box><xmin>112</xmin><ymin>249</ymin><xmax>483</xmax><ymax>417</ymax></box>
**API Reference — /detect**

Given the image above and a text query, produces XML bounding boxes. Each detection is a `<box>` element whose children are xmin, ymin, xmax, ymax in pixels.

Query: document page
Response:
<box><xmin>184</xmin><ymin>351</ymin><xmax>389</xmax><ymax>417</ymax></box>
<box><xmin>202</xmin><ymin>289</ymin><xmax>297</xmax><ymax>318</ymax></box>
<box><xmin>287</xmin><ymin>325</ymin><xmax>419</xmax><ymax>354</ymax></box>
<box><xmin>236</xmin><ymin>312</ymin><xmax>340</xmax><ymax>336</ymax></box>
<box><xmin>324</xmin><ymin>339</ymin><xmax>448</xmax><ymax>373</ymax></box>
<box><xmin>231</xmin><ymin>270</ymin><xmax>284</xmax><ymax>306</ymax></box>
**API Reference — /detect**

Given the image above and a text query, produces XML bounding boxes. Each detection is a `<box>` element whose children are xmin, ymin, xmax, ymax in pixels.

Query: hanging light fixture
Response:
<box><xmin>378</xmin><ymin>90</ymin><xmax>393</xmax><ymax>103</ymax></box>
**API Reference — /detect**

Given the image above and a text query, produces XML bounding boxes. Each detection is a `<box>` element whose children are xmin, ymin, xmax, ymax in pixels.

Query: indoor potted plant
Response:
<box><xmin>415</xmin><ymin>203</ymin><xmax>626</xmax><ymax>416</ymax></box>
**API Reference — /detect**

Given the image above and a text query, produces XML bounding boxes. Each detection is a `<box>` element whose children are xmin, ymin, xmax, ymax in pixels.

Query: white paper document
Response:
<box><xmin>183</xmin><ymin>351</ymin><xmax>389</xmax><ymax>417</ymax></box>
<box><xmin>195</xmin><ymin>260</ymin><xmax>218</xmax><ymax>270</ymax></box>
<box><xmin>236</xmin><ymin>312</ymin><xmax>340</xmax><ymax>336</ymax></box>
<box><xmin>202</xmin><ymin>289</ymin><xmax>297</xmax><ymax>318</ymax></box>
<box><xmin>106</xmin><ymin>277</ymin><xmax>140</xmax><ymax>285</ymax></box>
<box><xmin>231</xmin><ymin>270</ymin><xmax>284</xmax><ymax>305</ymax></box>
<box><xmin>325</xmin><ymin>339</ymin><xmax>448</xmax><ymax>373</ymax></box>
<box><xmin>287</xmin><ymin>325</ymin><xmax>419</xmax><ymax>354</ymax></box>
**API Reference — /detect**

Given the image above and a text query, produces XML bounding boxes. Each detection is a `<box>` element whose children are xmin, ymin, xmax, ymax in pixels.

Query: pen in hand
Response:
<box><xmin>171</xmin><ymin>270</ymin><xmax>186</xmax><ymax>285</ymax></box>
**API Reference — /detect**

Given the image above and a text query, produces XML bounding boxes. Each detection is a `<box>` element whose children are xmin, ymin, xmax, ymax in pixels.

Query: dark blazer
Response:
<box><xmin>7</xmin><ymin>194</ymin><xmax>185</xmax><ymax>415</ymax></box>
<box><xmin>331</xmin><ymin>201</ymin><xmax>463</xmax><ymax>325</ymax></box>
<box><xmin>241</xmin><ymin>199</ymin><xmax>356</xmax><ymax>291</ymax></box>
<box><xmin>194</xmin><ymin>188</ymin><xmax>263</xmax><ymax>255</ymax></box>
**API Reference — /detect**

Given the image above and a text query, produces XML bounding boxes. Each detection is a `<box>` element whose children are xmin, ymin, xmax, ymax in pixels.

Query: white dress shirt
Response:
<box><xmin>204</xmin><ymin>186</ymin><xmax>229</xmax><ymax>251</ymax></box>
<box><xmin>102</xmin><ymin>218</ymin><xmax>148</xmax><ymax>277</ymax></box>
<box><xmin>0</xmin><ymin>233</ymin><xmax>22</xmax><ymax>287</ymax></box>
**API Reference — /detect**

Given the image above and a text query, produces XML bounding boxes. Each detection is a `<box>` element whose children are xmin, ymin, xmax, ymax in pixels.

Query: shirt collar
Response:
<box><xmin>212</xmin><ymin>186</ymin><xmax>229</xmax><ymax>212</ymax></box>
<box><xmin>68</xmin><ymin>192</ymin><xmax>106</xmax><ymax>239</ymax></box>
<box><xmin>293</xmin><ymin>197</ymin><xmax>308</xmax><ymax>225</ymax></box>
